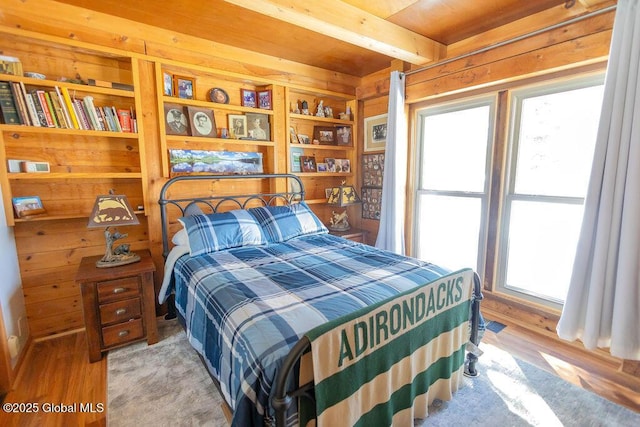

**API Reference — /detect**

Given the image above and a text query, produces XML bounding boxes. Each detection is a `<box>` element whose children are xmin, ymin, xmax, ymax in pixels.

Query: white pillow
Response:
<box><xmin>172</xmin><ymin>228</ymin><xmax>189</xmax><ymax>246</ymax></box>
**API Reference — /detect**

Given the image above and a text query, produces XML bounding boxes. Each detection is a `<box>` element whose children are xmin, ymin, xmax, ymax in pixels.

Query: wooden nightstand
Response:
<box><xmin>76</xmin><ymin>249</ymin><xmax>159</xmax><ymax>362</ymax></box>
<box><xmin>329</xmin><ymin>227</ymin><xmax>368</xmax><ymax>244</ymax></box>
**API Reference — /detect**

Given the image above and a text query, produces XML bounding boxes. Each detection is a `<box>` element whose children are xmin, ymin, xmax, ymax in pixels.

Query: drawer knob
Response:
<box><xmin>118</xmin><ymin>330</ymin><xmax>130</xmax><ymax>338</ymax></box>
<box><xmin>115</xmin><ymin>308</ymin><xmax>127</xmax><ymax>316</ymax></box>
<box><xmin>112</xmin><ymin>287</ymin><xmax>126</xmax><ymax>294</ymax></box>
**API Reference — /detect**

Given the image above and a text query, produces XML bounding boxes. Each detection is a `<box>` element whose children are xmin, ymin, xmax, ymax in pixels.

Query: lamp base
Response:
<box><xmin>96</xmin><ymin>252</ymin><xmax>141</xmax><ymax>268</ymax></box>
<box><xmin>328</xmin><ymin>224</ymin><xmax>351</xmax><ymax>232</ymax></box>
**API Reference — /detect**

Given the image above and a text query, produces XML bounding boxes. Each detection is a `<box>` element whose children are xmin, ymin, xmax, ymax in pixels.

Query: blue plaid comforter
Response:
<box><xmin>168</xmin><ymin>234</ymin><xmax>451</xmax><ymax>426</ymax></box>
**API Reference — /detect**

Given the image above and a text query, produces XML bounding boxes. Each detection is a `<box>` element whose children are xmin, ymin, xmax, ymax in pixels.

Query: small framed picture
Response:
<box><xmin>313</xmin><ymin>126</ymin><xmax>336</xmax><ymax>145</ymax></box>
<box><xmin>163</xmin><ymin>72</ymin><xmax>173</xmax><ymax>96</ymax></box>
<box><xmin>289</xmin><ymin>126</ymin><xmax>298</xmax><ymax>144</ymax></box>
<box><xmin>300</xmin><ymin>156</ymin><xmax>317</xmax><ymax>172</ymax></box>
<box><xmin>228</xmin><ymin>114</ymin><xmax>248</xmax><ymax>138</ymax></box>
<box><xmin>12</xmin><ymin>196</ymin><xmax>46</xmax><ymax>218</ymax></box>
<box><xmin>317</xmin><ymin>162</ymin><xmax>328</xmax><ymax>172</ymax></box>
<box><xmin>291</xmin><ymin>147</ymin><xmax>303</xmax><ymax>173</ymax></box>
<box><xmin>335</xmin><ymin>125</ymin><xmax>353</xmax><ymax>146</ymax></box>
<box><xmin>297</xmin><ymin>134</ymin><xmax>310</xmax><ymax>145</ymax></box>
<box><xmin>324</xmin><ymin>158</ymin><xmax>336</xmax><ymax>172</ymax></box>
<box><xmin>258</xmin><ymin>89</ymin><xmax>272</xmax><ymax>110</ymax></box>
<box><xmin>246</xmin><ymin>113</ymin><xmax>270</xmax><ymax>140</ymax></box>
<box><xmin>364</xmin><ymin>113</ymin><xmax>388</xmax><ymax>152</ymax></box>
<box><xmin>208</xmin><ymin>87</ymin><xmax>229</xmax><ymax>104</ymax></box>
<box><xmin>164</xmin><ymin>104</ymin><xmax>190</xmax><ymax>136</ymax></box>
<box><xmin>173</xmin><ymin>75</ymin><xmax>195</xmax><ymax>99</ymax></box>
<box><xmin>335</xmin><ymin>158</ymin><xmax>351</xmax><ymax>173</ymax></box>
<box><xmin>241</xmin><ymin>89</ymin><xmax>257</xmax><ymax>108</ymax></box>
<box><xmin>187</xmin><ymin>106</ymin><xmax>216</xmax><ymax>137</ymax></box>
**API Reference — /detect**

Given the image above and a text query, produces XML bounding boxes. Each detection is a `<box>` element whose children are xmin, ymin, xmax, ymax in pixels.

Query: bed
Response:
<box><xmin>158</xmin><ymin>174</ymin><xmax>483</xmax><ymax>427</ymax></box>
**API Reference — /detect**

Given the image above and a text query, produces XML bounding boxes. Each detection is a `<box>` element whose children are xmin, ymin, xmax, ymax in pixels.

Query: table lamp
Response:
<box><xmin>326</xmin><ymin>181</ymin><xmax>361</xmax><ymax>231</ymax></box>
<box><xmin>87</xmin><ymin>191</ymin><xmax>140</xmax><ymax>268</ymax></box>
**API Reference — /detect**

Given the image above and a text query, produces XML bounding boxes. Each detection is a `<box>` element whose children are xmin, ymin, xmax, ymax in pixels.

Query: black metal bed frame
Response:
<box><xmin>158</xmin><ymin>173</ymin><xmax>483</xmax><ymax>427</ymax></box>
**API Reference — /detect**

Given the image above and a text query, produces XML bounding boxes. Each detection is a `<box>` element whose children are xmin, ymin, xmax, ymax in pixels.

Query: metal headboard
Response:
<box><xmin>158</xmin><ymin>173</ymin><xmax>305</xmax><ymax>258</ymax></box>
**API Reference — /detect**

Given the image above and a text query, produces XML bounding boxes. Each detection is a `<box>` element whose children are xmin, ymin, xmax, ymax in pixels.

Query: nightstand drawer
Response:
<box><xmin>97</xmin><ymin>277</ymin><xmax>140</xmax><ymax>303</ymax></box>
<box><xmin>99</xmin><ymin>297</ymin><xmax>141</xmax><ymax>326</ymax></box>
<box><xmin>102</xmin><ymin>318</ymin><xmax>144</xmax><ymax>347</ymax></box>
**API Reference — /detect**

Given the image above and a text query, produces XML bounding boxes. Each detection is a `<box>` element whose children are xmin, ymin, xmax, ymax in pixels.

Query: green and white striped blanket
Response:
<box><xmin>303</xmin><ymin>268</ymin><xmax>474</xmax><ymax>427</ymax></box>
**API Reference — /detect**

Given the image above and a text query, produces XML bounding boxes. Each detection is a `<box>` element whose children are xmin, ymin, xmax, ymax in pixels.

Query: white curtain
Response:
<box><xmin>557</xmin><ymin>0</ymin><xmax>640</xmax><ymax>360</ymax></box>
<box><xmin>375</xmin><ymin>71</ymin><xmax>407</xmax><ymax>254</ymax></box>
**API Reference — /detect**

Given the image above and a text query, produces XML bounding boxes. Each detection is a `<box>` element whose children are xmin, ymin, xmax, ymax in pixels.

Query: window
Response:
<box><xmin>499</xmin><ymin>76</ymin><xmax>604</xmax><ymax>305</ymax></box>
<box><xmin>413</xmin><ymin>74</ymin><xmax>604</xmax><ymax>307</ymax></box>
<box><xmin>414</xmin><ymin>97</ymin><xmax>495</xmax><ymax>273</ymax></box>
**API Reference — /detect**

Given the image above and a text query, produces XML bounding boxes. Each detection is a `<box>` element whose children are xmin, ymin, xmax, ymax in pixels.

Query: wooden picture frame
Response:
<box><xmin>173</xmin><ymin>75</ymin><xmax>195</xmax><ymax>100</ymax></box>
<box><xmin>164</xmin><ymin>104</ymin><xmax>190</xmax><ymax>136</ymax></box>
<box><xmin>246</xmin><ymin>112</ymin><xmax>270</xmax><ymax>141</ymax></box>
<box><xmin>258</xmin><ymin>89</ymin><xmax>272</xmax><ymax>110</ymax></box>
<box><xmin>300</xmin><ymin>156</ymin><xmax>317</xmax><ymax>172</ymax></box>
<box><xmin>335</xmin><ymin>125</ymin><xmax>353</xmax><ymax>146</ymax></box>
<box><xmin>313</xmin><ymin>126</ymin><xmax>336</xmax><ymax>145</ymax></box>
<box><xmin>240</xmin><ymin>89</ymin><xmax>257</xmax><ymax>108</ymax></box>
<box><xmin>163</xmin><ymin>72</ymin><xmax>173</xmax><ymax>96</ymax></box>
<box><xmin>228</xmin><ymin>114</ymin><xmax>248</xmax><ymax>138</ymax></box>
<box><xmin>187</xmin><ymin>106</ymin><xmax>216</xmax><ymax>137</ymax></box>
<box><xmin>12</xmin><ymin>195</ymin><xmax>46</xmax><ymax>218</ymax></box>
<box><xmin>169</xmin><ymin>149</ymin><xmax>263</xmax><ymax>176</ymax></box>
<box><xmin>208</xmin><ymin>87</ymin><xmax>229</xmax><ymax>104</ymax></box>
<box><xmin>297</xmin><ymin>134</ymin><xmax>310</xmax><ymax>145</ymax></box>
<box><xmin>289</xmin><ymin>126</ymin><xmax>298</xmax><ymax>144</ymax></box>
<box><xmin>364</xmin><ymin>113</ymin><xmax>388</xmax><ymax>152</ymax></box>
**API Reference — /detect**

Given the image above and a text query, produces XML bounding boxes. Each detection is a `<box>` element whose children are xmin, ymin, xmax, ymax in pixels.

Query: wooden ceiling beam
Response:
<box><xmin>223</xmin><ymin>0</ymin><xmax>445</xmax><ymax>65</ymax></box>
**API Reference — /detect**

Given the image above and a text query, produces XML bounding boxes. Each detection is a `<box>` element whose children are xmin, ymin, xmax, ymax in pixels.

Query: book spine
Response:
<box><xmin>82</xmin><ymin>96</ymin><xmax>101</xmax><ymax>130</ymax></box>
<box><xmin>110</xmin><ymin>106</ymin><xmax>122</xmax><ymax>132</ymax></box>
<box><xmin>53</xmin><ymin>87</ymin><xmax>72</xmax><ymax>128</ymax></box>
<box><xmin>116</xmin><ymin>108</ymin><xmax>132</xmax><ymax>132</ymax></box>
<box><xmin>97</xmin><ymin>107</ymin><xmax>110</xmax><ymax>131</ymax></box>
<box><xmin>48</xmin><ymin>90</ymin><xmax>68</xmax><ymax>129</ymax></box>
<box><xmin>28</xmin><ymin>90</ymin><xmax>49</xmax><ymax>127</ymax></box>
<box><xmin>94</xmin><ymin>107</ymin><xmax>106</xmax><ymax>131</ymax></box>
<box><xmin>21</xmin><ymin>82</ymin><xmax>41</xmax><ymax>127</ymax></box>
<box><xmin>43</xmin><ymin>92</ymin><xmax>60</xmax><ymax>128</ymax></box>
<box><xmin>73</xmin><ymin>98</ymin><xmax>91</xmax><ymax>130</ymax></box>
<box><xmin>60</xmin><ymin>87</ymin><xmax>80</xmax><ymax>129</ymax></box>
<box><xmin>102</xmin><ymin>106</ymin><xmax>116</xmax><ymax>131</ymax></box>
<box><xmin>0</xmin><ymin>81</ymin><xmax>21</xmax><ymax>125</ymax></box>
<box><xmin>35</xmin><ymin>90</ymin><xmax>55</xmax><ymax>127</ymax></box>
<box><xmin>9</xmin><ymin>82</ymin><xmax>29</xmax><ymax>125</ymax></box>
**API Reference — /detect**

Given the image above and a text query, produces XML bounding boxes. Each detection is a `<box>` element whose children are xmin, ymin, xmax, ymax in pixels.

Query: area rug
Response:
<box><xmin>108</xmin><ymin>318</ymin><xmax>640</xmax><ymax>427</ymax></box>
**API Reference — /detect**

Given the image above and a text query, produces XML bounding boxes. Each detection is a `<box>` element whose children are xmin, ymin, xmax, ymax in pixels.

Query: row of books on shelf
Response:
<box><xmin>0</xmin><ymin>81</ymin><xmax>135</xmax><ymax>132</ymax></box>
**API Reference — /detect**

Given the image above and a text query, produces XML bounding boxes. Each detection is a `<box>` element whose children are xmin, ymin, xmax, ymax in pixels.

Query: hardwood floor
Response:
<box><xmin>0</xmin><ymin>316</ymin><xmax>638</xmax><ymax>426</ymax></box>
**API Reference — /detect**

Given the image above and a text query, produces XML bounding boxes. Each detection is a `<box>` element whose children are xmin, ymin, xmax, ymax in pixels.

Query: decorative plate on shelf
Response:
<box><xmin>208</xmin><ymin>87</ymin><xmax>229</xmax><ymax>104</ymax></box>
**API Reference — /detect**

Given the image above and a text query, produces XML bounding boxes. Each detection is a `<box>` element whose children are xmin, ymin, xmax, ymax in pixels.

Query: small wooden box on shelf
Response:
<box><xmin>76</xmin><ymin>249</ymin><xmax>158</xmax><ymax>362</ymax></box>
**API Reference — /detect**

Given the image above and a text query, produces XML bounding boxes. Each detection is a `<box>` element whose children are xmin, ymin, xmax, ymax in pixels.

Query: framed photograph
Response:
<box><xmin>300</xmin><ymin>156</ymin><xmax>317</xmax><ymax>172</ymax></box>
<box><xmin>187</xmin><ymin>106</ymin><xmax>216</xmax><ymax>137</ymax></box>
<box><xmin>361</xmin><ymin>188</ymin><xmax>382</xmax><ymax>220</ymax></box>
<box><xmin>289</xmin><ymin>126</ymin><xmax>298</xmax><ymax>144</ymax></box>
<box><xmin>335</xmin><ymin>125</ymin><xmax>353</xmax><ymax>146</ymax></box>
<box><xmin>362</xmin><ymin>153</ymin><xmax>385</xmax><ymax>187</ymax></box>
<box><xmin>246</xmin><ymin>113</ymin><xmax>270</xmax><ymax>141</ymax></box>
<box><xmin>163</xmin><ymin>72</ymin><xmax>173</xmax><ymax>96</ymax></box>
<box><xmin>324</xmin><ymin>157</ymin><xmax>336</xmax><ymax>172</ymax></box>
<box><xmin>297</xmin><ymin>134</ymin><xmax>310</xmax><ymax>145</ymax></box>
<box><xmin>12</xmin><ymin>195</ymin><xmax>46</xmax><ymax>218</ymax></box>
<box><xmin>173</xmin><ymin>75</ymin><xmax>195</xmax><ymax>100</ymax></box>
<box><xmin>290</xmin><ymin>147</ymin><xmax>303</xmax><ymax>173</ymax></box>
<box><xmin>364</xmin><ymin>113</ymin><xmax>388</xmax><ymax>152</ymax></box>
<box><xmin>241</xmin><ymin>89</ymin><xmax>257</xmax><ymax>108</ymax></box>
<box><xmin>313</xmin><ymin>126</ymin><xmax>336</xmax><ymax>145</ymax></box>
<box><xmin>317</xmin><ymin>162</ymin><xmax>328</xmax><ymax>172</ymax></box>
<box><xmin>258</xmin><ymin>89</ymin><xmax>272</xmax><ymax>110</ymax></box>
<box><xmin>169</xmin><ymin>149</ymin><xmax>263</xmax><ymax>176</ymax></box>
<box><xmin>164</xmin><ymin>104</ymin><xmax>190</xmax><ymax>136</ymax></box>
<box><xmin>335</xmin><ymin>158</ymin><xmax>351</xmax><ymax>173</ymax></box>
<box><xmin>228</xmin><ymin>114</ymin><xmax>248</xmax><ymax>138</ymax></box>
<box><xmin>208</xmin><ymin>87</ymin><xmax>229</xmax><ymax>104</ymax></box>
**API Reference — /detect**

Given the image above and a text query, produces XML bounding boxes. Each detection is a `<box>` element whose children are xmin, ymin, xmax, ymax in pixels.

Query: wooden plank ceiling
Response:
<box><xmin>53</xmin><ymin>0</ymin><xmax>610</xmax><ymax>77</ymax></box>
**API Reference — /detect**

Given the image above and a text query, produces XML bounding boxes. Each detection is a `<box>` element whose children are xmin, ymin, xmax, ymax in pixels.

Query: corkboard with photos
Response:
<box><xmin>362</xmin><ymin>153</ymin><xmax>384</xmax><ymax>220</ymax></box>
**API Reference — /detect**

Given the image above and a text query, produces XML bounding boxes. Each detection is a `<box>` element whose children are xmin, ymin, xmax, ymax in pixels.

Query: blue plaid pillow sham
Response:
<box><xmin>248</xmin><ymin>202</ymin><xmax>328</xmax><ymax>243</ymax></box>
<box><xmin>178</xmin><ymin>209</ymin><xmax>267</xmax><ymax>256</ymax></box>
